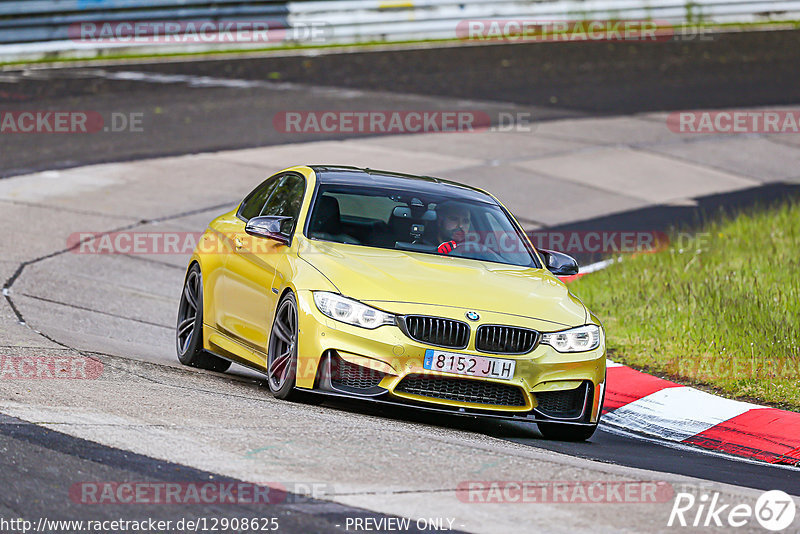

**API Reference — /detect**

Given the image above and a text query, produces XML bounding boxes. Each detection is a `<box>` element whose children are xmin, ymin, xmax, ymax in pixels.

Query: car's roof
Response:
<box><xmin>309</xmin><ymin>165</ymin><xmax>497</xmax><ymax>204</ymax></box>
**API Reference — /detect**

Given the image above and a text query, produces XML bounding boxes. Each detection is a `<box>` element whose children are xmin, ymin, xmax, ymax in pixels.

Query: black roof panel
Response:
<box><xmin>309</xmin><ymin>165</ymin><xmax>497</xmax><ymax>204</ymax></box>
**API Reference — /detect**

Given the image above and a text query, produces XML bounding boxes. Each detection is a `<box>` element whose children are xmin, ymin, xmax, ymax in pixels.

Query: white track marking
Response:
<box><xmin>580</xmin><ymin>257</ymin><xmax>618</xmax><ymax>274</ymax></box>
<box><xmin>602</xmin><ymin>386</ymin><xmax>760</xmax><ymax>442</ymax></box>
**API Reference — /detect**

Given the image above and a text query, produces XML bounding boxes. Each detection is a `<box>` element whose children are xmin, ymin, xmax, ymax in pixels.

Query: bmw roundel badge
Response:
<box><xmin>465</xmin><ymin>311</ymin><xmax>480</xmax><ymax>321</ymax></box>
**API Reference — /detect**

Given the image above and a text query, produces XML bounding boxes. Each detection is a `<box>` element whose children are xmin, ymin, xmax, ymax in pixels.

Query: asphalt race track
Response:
<box><xmin>0</xmin><ymin>413</ymin><xmax>442</xmax><ymax>533</ymax></box>
<box><xmin>2</xmin><ymin>29</ymin><xmax>800</xmax><ymax>178</ymax></box>
<box><xmin>2</xmin><ymin>30</ymin><xmax>800</xmax><ymax>533</ymax></box>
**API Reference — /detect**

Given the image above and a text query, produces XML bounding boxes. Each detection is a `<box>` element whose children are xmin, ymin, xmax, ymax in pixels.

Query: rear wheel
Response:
<box><xmin>176</xmin><ymin>264</ymin><xmax>231</xmax><ymax>373</ymax></box>
<box><xmin>267</xmin><ymin>292</ymin><xmax>301</xmax><ymax>400</ymax></box>
<box><xmin>537</xmin><ymin>422</ymin><xmax>598</xmax><ymax>441</ymax></box>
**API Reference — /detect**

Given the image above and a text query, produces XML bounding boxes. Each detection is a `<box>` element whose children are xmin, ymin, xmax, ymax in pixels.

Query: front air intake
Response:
<box><xmin>395</xmin><ymin>374</ymin><xmax>527</xmax><ymax>407</ymax></box>
<box><xmin>534</xmin><ymin>382</ymin><xmax>590</xmax><ymax>419</ymax></box>
<box><xmin>330</xmin><ymin>355</ymin><xmax>385</xmax><ymax>390</ymax></box>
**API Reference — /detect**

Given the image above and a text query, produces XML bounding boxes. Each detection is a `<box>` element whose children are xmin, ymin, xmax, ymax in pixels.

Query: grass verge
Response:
<box><xmin>571</xmin><ymin>201</ymin><xmax>800</xmax><ymax>411</ymax></box>
<box><xmin>2</xmin><ymin>21</ymin><xmax>800</xmax><ymax>68</ymax></box>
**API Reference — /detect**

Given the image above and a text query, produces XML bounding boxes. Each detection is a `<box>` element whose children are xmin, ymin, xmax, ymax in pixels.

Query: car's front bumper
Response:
<box><xmin>294</xmin><ymin>290</ymin><xmax>606</xmax><ymax>423</ymax></box>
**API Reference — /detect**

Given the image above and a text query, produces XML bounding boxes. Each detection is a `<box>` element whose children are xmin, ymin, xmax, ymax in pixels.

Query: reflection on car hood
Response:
<box><xmin>299</xmin><ymin>239</ymin><xmax>587</xmax><ymax>328</ymax></box>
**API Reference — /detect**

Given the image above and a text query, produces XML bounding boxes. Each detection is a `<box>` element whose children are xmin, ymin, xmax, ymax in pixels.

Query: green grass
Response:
<box><xmin>2</xmin><ymin>20</ymin><xmax>799</xmax><ymax>68</ymax></box>
<box><xmin>571</xmin><ymin>201</ymin><xmax>800</xmax><ymax>410</ymax></box>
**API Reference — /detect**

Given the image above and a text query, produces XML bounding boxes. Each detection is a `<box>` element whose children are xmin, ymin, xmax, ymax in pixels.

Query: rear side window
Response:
<box><xmin>237</xmin><ymin>173</ymin><xmax>306</xmax><ymax>225</ymax></box>
<box><xmin>332</xmin><ymin>193</ymin><xmax>406</xmax><ymax>222</ymax></box>
<box><xmin>238</xmin><ymin>176</ymin><xmax>280</xmax><ymax>221</ymax></box>
<box><xmin>260</xmin><ymin>174</ymin><xmax>305</xmax><ymax>222</ymax></box>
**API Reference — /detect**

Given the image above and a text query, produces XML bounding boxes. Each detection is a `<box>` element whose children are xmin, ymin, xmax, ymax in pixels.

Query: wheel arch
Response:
<box><xmin>278</xmin><ymin>286</ymin><xmax>296</xmax><ymax>302</ymax></box>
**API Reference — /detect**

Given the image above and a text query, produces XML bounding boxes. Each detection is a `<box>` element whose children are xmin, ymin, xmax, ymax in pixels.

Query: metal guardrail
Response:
<box><xmin>290</xmin><ymin>0</ymin><xmax>800</xmax><ymax>43</ymax></box>
<box><xmin>0</xmin><ymin>0</ymin><xmax>798</xmax><ymax>50</ymax></box>
<box><xmin>0</xmin><ymin>0</ymin><xmax>274</xmax><ymax>16</ymax></box>
<box><xmin>0</xmin><ymin>1</ymin><xmax>289</xmax><ymax>44</ymax></box>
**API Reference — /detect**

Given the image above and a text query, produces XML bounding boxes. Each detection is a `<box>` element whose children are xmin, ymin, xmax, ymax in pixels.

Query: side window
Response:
<box><xmin>484</xmin><ymin>210</ymin><xmax>504</xmax><ymax>233</ymax></box>
<box><xmin>238</xmin><ymin>176</ymin><xmax>280</xmax><ymax>221</ymax></box>
<box><xmin>259</xmin><ymin>174</ymin><xmax>306</xmax><ymax>233</ymax></box>
<box><xmin>334</xmin><ymin>193</ymin><xmax>404</xmax><ymax>222</ymax></box>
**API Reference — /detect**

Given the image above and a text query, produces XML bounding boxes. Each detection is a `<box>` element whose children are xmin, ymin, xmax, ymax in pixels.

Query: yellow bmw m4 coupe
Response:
<box><xmin>177</xmin><ymin>165</ymin><xmax>606</xmax><ymax>440</ymax></box>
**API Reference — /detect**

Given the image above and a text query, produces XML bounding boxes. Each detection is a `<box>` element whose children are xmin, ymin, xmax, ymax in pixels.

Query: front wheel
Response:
<box><xmin>537</xmin><ymin>422</ymin><xmax>598</xmax><ymax>441</ymax></box>
<box><xmin>267</xmin><ymin>292</ymin><xmax>301</xmax><ymax>400</ymax></box>
<box><xmin>176</xmin><ymin>264</ymin><xmax>231</xmax><ymax>373</ymax></box>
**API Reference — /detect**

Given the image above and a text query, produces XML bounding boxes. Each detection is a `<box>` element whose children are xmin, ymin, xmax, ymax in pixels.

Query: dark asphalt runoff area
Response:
<box><xmin>1</xmin><ymin>29</ymin><xmax>799</xmax><ymax>525</ymax></box>
<box><xmin>1</xmin><ymin>29</ymin><xmax>800</xmax><ymax>178</ymax></box>
<box><xmin>0</xmin><ymin>413</ymin><xmax>456</xmax><ymax>534</ymax></box>
<box><xmin>316</xmin><ymin>398</ymin><xmax>800</xmax><ymax>496</ymax></box>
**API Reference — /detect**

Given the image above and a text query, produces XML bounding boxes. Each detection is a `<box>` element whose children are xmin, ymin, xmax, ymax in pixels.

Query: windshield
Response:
<box><xmin>305</xmin><ymin>185</ymin><xmax>539</xmax><ymax>268</ymax></box>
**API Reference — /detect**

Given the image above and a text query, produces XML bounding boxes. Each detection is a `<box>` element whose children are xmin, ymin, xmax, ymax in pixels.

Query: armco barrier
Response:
<box><xmin>288</xmin><ymin>0</ymin><xmax>800</xmax><ymax>43</ymax></box>
<box><xmin>0</xmin><ymin>0</ymin><xmax>799</xmax><ymax>55</ymax></box>
<box><xmin>0</xmin><ymin>1</ymin><xmax>290</xmax><ymax>44</ymax></box>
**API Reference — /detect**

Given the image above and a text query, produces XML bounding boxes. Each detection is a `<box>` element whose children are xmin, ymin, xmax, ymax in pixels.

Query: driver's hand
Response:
<box><xmin>438</xmin><ymin>241</ymin><xmax>457</xmax><ymax>254</ymax></box>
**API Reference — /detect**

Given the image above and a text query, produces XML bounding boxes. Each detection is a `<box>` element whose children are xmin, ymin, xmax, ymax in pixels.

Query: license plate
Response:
<box><xmin>423</xmin><ymin>349</ymin><xmax>515</xmax><ymax>380</ymax></box>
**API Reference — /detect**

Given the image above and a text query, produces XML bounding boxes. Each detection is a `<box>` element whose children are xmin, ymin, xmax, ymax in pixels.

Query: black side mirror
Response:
<box><xmin>539</xmin><ymin>249</ymin><xmax>579</xmax><ymax>276</ymax></box>
<box><xmin>245</xmin><ymin>216</ymin><xmax>293</xmax><ymax>246</ymax></box>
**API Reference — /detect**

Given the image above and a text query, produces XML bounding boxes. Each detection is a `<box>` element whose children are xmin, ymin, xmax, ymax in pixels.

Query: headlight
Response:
<box><xmin>541</xmin><ymin>325</ymin><xmax>602</xmax><ymax>352</ymax></box>
<box><xmin>313</xmin><ymin>292</ymin><xmax>395</xmax><ymax>329</ymax></box>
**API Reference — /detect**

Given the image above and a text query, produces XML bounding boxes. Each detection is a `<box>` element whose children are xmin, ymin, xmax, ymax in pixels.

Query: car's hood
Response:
<box><xmin>299</xmin><ymin>239</ymin><xmax>587</xmax><ymax>328</ymax></box>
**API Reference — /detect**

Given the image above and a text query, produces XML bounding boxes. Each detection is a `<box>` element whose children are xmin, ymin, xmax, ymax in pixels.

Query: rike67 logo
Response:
<box><xmin>669</xmin><ymin>490</ymin><xmax>796</xmax><ymax>531</ymax></box>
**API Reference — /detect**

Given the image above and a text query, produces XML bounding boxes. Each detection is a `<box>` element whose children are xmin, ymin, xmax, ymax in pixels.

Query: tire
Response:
<box><xmin>267</xmin><ymin>292</ymin><xmax>301</xmax><ymax>400</ymax></box>
<box><xmin>176</xmin><ymin>264</ymin><xmax>231</xmax><ymax>373</ymax></box>
<box><xmin>537</xmin><ymin>422</ymin><xmax>598</xmax><ymax>441</ymax></box>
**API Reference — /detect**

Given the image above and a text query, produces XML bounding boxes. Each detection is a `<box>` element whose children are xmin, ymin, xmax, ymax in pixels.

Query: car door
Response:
<box><xmin>219</xmin><ymin>172</ymin><xmax>306</xmax><ymax>361</ymax></box>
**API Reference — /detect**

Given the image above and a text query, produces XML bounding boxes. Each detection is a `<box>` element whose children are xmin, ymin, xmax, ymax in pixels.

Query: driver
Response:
<box><xmin>433</xmin><ymin>202</ymin><xmax>472</xmax><ymax>255</ymax></box>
